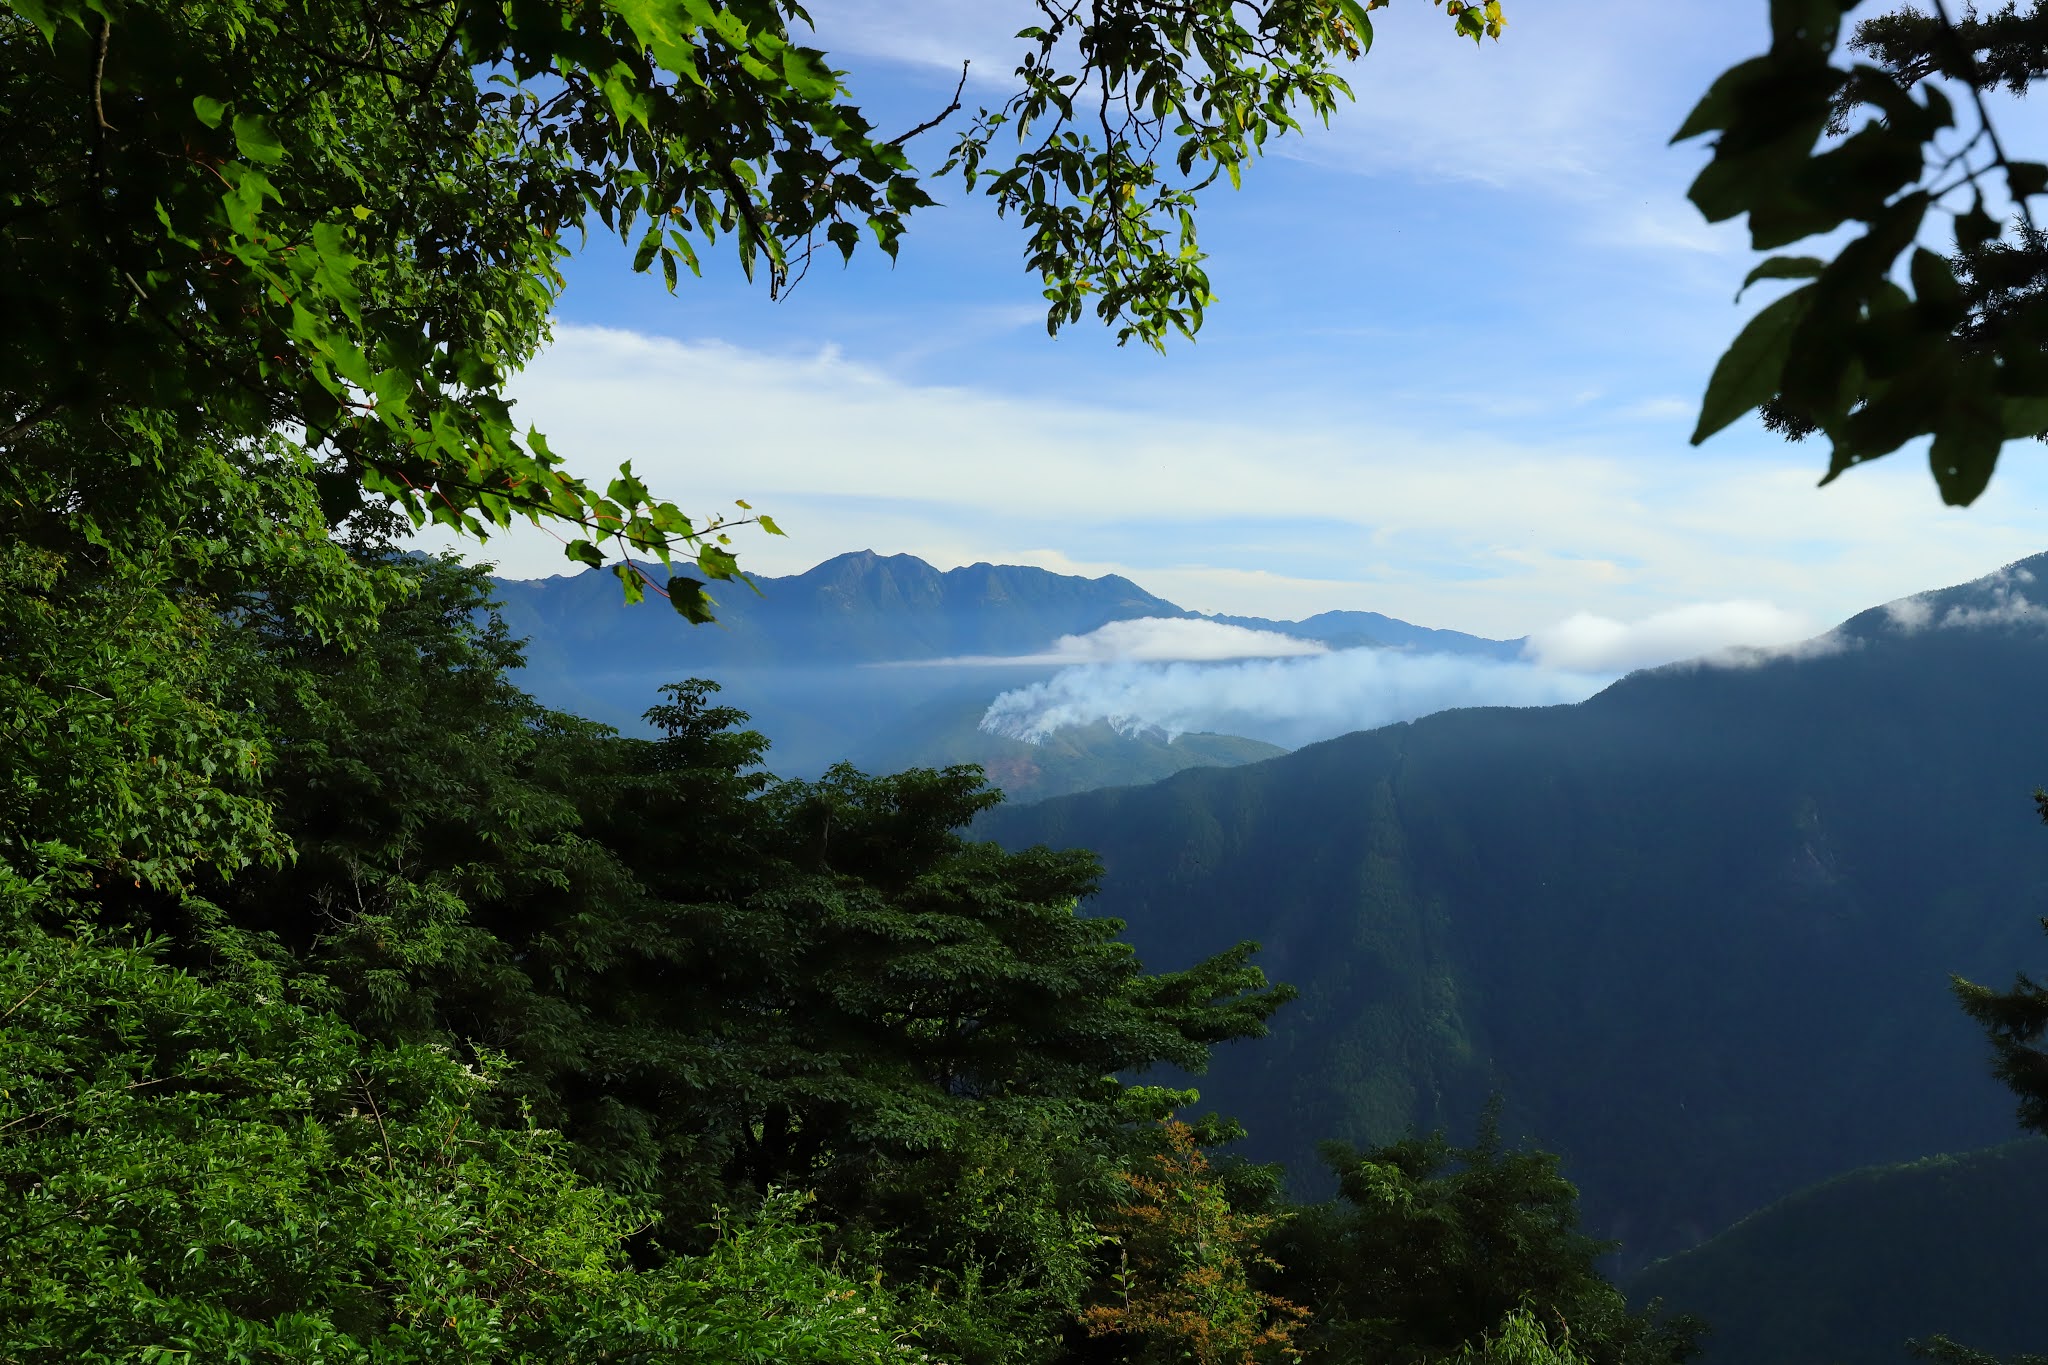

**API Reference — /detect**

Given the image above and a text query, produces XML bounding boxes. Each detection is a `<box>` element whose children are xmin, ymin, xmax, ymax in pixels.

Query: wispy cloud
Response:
<box><xmin>918</xmin><ymin>616</ymin><xmax>1327</xmax><ymax>666</ymax></box>
<box><xmin>1524</xmin><ymin>601</ymin><xmax>1817</xmax><ymax>673</ymax></box>
<box><xmin>431</xmin><ymin>326</ymin><xmax>2048</xmax><ymax>640</ymax></box>
<box><xmin>1881</xmin><ymin>564</ymin><xmax>2048</xmax><ymax>633</ymax></box>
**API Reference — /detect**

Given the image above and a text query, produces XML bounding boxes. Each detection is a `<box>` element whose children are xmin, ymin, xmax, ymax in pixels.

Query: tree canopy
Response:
<box><xmin>2</xmin><ymin>0</ymin><xmax>1502</xmax><ymax>614</ymax></box>
<box><xmin>1680</xmin><ymin>0</ymin><xmax>2048</xmax><ymax>505</ymax></box>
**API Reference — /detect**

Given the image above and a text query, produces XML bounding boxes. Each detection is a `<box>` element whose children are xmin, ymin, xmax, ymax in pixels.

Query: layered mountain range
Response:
<box><xmin>980</xmin><ymin>555</ymin><xmax>2048</xmax><ymax>1271</ymax></box>
<box><xmin>492</xmin><ymin>545</ymin><xmax>2048</xmax><ymax>1348</ymax></box>
<box><xmin>490</xmin><ymin>550</ymin><xmax>1515</xmax><ymax>794</ymax></box>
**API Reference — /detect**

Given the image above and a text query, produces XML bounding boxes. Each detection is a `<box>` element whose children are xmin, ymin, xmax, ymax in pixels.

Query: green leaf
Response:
<box><xmin>608</xmin><ymin>0</ymin><xmax>705</xmax><ymax>85</ymax></box>
<box><xmin>9</xmin><ymin>0</ymin><xmax>56</xmax><ymax>41</ymax></box>
<box><xmin>1956</xmin><ymin>201</ymin><xmax>2000</xmax><ymax>253</ymax></box>
<box><xmin>2006</xmin><ymin>161</ymin><xmax>2048</xmax><ymax>200</ymax></box>
<box><xmin>1929</xmin><ymin>380</ymin><xmax>2003</xmax><ymax>506</ymax></box>
<box><xmin>668</xmin><ymin>576</ymin><xmax>717</xmax><ymax>623</ymax></box>
<box><xmin>1693</xmin><ymin>287</ymin><xmax>1812</xmax><ymax>444</ymax></box>
<box><xmin>2000</xmin><ymin>395</ymin><xmax>2048</xmax><ymax>440</ymax></box>
<box><xmin>632</xmin><ymin>228</ymin><xmax>663</xmax><ymax>274</ymax></box>
<box><xmin>1335</xmin><ymin>0</ymin><xmax>1375</xmax><ymax>54</ymax></box>
<box><xmin>1736</xmin><ymin>255</ymin><xmax>1824</xmax><ymax>300</ymax></box>
<box><xmin>231</xmin><ymin>113</ymin><xmax>284</xmax><ymax>165</ymax></box>
<box><xmin>779</xmin><ymin>47</ymin><xmax>838</xmax><ymax>101</ymax></box>
<box><xmin>1769</xmin><ymin>0</ymin><xmax>1847</xmax><ymax>54</ymax></box>
<box><xmin>756</xmin><ymin>513</ymin><xmax>783</xmax><ymax>536</ymax></box>
<box><xmin>192</xmin><ymin>95</ymin><xmax>228</xmax><ymax>129</ymax></box>
<box><xmin>1672</xmin><ymin>56</ymin><xmax>1772</xmax><ymax>143</ymax></box>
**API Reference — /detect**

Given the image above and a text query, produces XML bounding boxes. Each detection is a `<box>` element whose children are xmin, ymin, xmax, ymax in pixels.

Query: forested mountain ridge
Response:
<box><xmin>981</xmin><ymin>553</ymin><xmax>2048</xmax><ymax>1267</ymax></box>
<box><xmin>490</xmin><ymin>549</ymin><xmax>1522</xmax><ymax>670</ymax></box>
<box><xmin>489</xmin><ymin>550</ymin><xmax>1518</xmax><ymax>788</ymax></box>
<box><xmin>1628</xmin><ymin>1139</ymin><xmax>2048</xmax><ymax>1365</ymax></box>
<box><xmin>493</xmin><ymin>550</ymin><xmax>1187</xmax><ymax>669</ymax></box>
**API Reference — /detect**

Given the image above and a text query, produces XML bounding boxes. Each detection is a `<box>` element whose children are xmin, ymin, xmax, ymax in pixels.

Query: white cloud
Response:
<box><xmin>1524</xmin><ymin>601</ymin><xmax>1818</xmax><ymax>673</ymax></box>
<box><xmin>1942</xmin><ymin>586</ymin><xmax>2048</xmax><ymax>630</ymax></box>
<box><xmin>1881</xmin><ymin>565</ymin><xmax>2048</xmax><ymax>633</ymax></box>
<box><xmin>1883</xmin><ymin>594</ymin><xmax>1936</xmax><ymax>633</ymax></box>
<box><xmin>419</xmin><ymin>327</ymin><xmax>2048</xmax><ymax>640</ymax></box>
<box><xmin>924</xmin><ymin>616</ymin><xmax>1327</xmax><ymax>666</ymax></box>
<box><xmin>980</xmin><ymin>649</ymin><xmax>1608</xmax><ymax>750</ymax></box>
<box><xmin>806</xmin><ymin>0</ymin><xmax>1034</xmax><ymax>85</ymax></box>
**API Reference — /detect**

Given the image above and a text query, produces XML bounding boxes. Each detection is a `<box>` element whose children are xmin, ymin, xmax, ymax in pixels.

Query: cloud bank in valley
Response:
<box><xmin>979</xmin><ymin>600</ymin><xmax>1836</xmax><ymax>750</ymax></box>
<box><xmin>979</xmin><ymin>650</ymin><xmax>1612</xmax><ymax>750</ymax></box>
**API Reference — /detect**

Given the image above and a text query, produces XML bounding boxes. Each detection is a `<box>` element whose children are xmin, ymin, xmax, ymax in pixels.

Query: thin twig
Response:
<box><xmin>1931</xmin><ymin>0</ymin><xmax>2040</xmax><ymax>233</ymax></box>
<box><xmin>886</xmin><ymin>63</ymin><xmax>971</xmax><ymax>149</ymax></box>
<box><xmin>353</xmin><ymin>1066</ymin><xmax>396</xmax><ymax>1172</ymax></box>
<box><xmin>91</xmin><ymin>15</ymin><xmax>114</xmax><ymax>133</ymax></box>
<box><xmin>0</xmin><ymin>975</ymin><xmax>58</xmax><ymax>1026</ymax></box>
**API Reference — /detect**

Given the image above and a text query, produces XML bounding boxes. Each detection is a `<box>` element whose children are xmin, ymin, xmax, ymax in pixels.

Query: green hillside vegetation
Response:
<box><xmin>982</xmin><ymin>559</ymin><xmax>2048</xmax><ymax>1267</ymax></box>
<box><xmin>866</xmin><ymin>692</ymin><xmax>1289</xmax><ymax>803</ymax></box>
<box><xmin>9</xmin><ymin>0</ymin><xmax>2048</xmax><ymax>1358</ymax></box>
<box><xmin>0</xmin><ymin>546</ymin><xmax>1696</xmax><ymax>1363</ymax></box>
<box><xmin>955</xmin><ymin>723</ymin><xmax>1288</xmax><ymax>806</ymax></box>
<box><xmin>1629</xmin><ymin>1140</ymin><xmax>2048</xmax><ymax>1365</ymax></box>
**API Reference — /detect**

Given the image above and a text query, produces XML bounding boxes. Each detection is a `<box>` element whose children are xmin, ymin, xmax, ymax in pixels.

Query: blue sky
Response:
<box><xmin>424</xmin><ymin>0</ymin><xmax>2048</xmax><ymax>651</ymax></box>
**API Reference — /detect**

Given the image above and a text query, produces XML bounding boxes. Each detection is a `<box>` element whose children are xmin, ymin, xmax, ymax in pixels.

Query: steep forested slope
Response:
<box><xmin>1629</xmin><ymin>1140</ymin><xmax>2048</xmax><ymax>1365</ymax></box>
<box><xmin>983</xmin><ymin>556</ymin><xmax>2048</xmax><ymax>1265</ymax></box>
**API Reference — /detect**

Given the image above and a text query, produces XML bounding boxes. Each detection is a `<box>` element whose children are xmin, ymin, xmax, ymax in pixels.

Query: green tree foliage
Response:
<box><xmin>1446</xmin><ymin>1309</ymin><xmax>1597</xmax><ymax>1365</ymax></box>
<box><xmin>2</xmin><ymin>0</ymin><xmax>1500</xmax><ymax>611</ymax></box>
<box><xmin>1262</xmin><ymin>1113</ymin><xmax>1702</xmax><ymax>1365</ymax></box>
<box><xmin>167</xmin><ymin>551</ymin><xmax>1296</xmax><ymax>1360</ymax></box>
<box><xmin>1950</xmin><ymin>791</ymin><xmax>2048</xmax><ymax>1135</ymax></box>
<box><xmin>0</xmin><ymin>878</ymin><xmax>926</xmax><ymax>1362</ymax></box>
<box><xmin>1678</xmin><ymin>0</ymin><xmax>2048</xmax><ymax>505</ymax></box>
<box><xmin>1080</xmin><ymin>1118</ymin><xmax>1308</xmax><ymax>1365</ymax></box>
<box><xmin>1910</xmin><ymin>1337</ymin><xmax>2048</xmax><ymax>1365</ymax></box>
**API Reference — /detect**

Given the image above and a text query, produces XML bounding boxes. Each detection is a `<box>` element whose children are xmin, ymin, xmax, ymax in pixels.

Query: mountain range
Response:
<box><xmin>489</xmin><ymin>544</ymin><xmax>2048</xmax><ymax>1348</ymax></box>
<box><xmin>980</xmin><ymin>554</ymin><xmax>2048</xmax><ymax>1271</ymax></box>
<box><xmin>489</xmin><ymin>550</ymin><xmax>1516</xmax><ymax>794</ymax></box>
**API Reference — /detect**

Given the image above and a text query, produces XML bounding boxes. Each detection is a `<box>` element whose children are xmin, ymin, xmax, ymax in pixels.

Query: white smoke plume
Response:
<box><xmin>979</xmin><ymin>649</ymin><xmax>1610</xmax><ymax>749</ymax></box>
<box><xmin>980</xmin><ymin>600</ymin><xmax>1832</xmax><ymax>750</ymax></box>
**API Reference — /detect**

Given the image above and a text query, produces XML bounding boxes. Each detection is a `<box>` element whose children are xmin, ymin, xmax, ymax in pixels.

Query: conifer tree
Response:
<box><xmin>1950</xmin><ymin>791</ymin><xmax>2048</xmax><ymax>1134</ymax></box>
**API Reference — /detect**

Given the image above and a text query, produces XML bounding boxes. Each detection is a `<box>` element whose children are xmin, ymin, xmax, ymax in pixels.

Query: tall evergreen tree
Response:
<box><xmin>1261</xmin><ymin>1110</ymin><xmax>1702</xmax><ymax>1365</ymax></box>
<box><xmin>1950</xmin><ymin>791</ymin><xmax>2048</xmax><ymax>1135</ymax></box>
<box><xmin>191</xmin><ymin>551</ymin><xmax>1296</xmax><ymax>1360</ymax></box>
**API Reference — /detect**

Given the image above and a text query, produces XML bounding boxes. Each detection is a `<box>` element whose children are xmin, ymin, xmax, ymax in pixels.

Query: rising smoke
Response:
<box><xmin>977</xmin><ymin>603</ymin><xmax>1830</xmax><ymax>750</ymax></box>
<box><xmin>979</xmin><ymin>648</ymin><xmax>1612</xmax><ymax>749</ymax></box>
